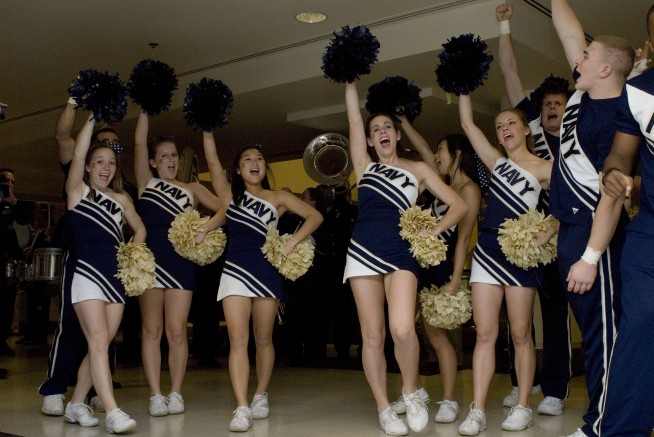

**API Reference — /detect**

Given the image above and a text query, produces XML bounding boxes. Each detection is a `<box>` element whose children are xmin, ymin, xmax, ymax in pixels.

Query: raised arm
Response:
<box><xmin>398</xmin><ymin>115</ymin><xmax>438</xmax><ymax>172</ymax></box>
<box><xmin>552</xmin><ymin>0</ymin><xmax>587</xmax><ymax>70</ymax></box>
<box><xmin>55</xmin><ymin>99</ymin><xmax>77</xmax><ymax>166</ymax></box>
<box><xmin>345</xmin><ymin>82</ymin><xmax>371</xmax><ymax>181</ymax></box>
<box><xmin>65</xmin><ymin>115</ymin><xmax>95</xmax><ymax>208</ymax></box>
<box><xmin>202</xmin><ymin>131</ymin><xmax>232</xmax><ymax>205</ymax></box>
<box><xmin>458</xmin><ymin>94</ymin><xmax>503</xmax><ymax>169</ymax></box>
<box><xmin>134</xmin><ymin>111</ymin><xmax>154</xmax><ymax>193</ymax></box>
<box><xmin>496</xmin><ymin>2</ymin><xmax>527</xmax><ymax>107</ymax></box>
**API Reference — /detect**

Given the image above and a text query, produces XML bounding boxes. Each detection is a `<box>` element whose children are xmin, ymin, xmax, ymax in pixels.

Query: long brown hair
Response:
<box><xmin>83</xmin><ymin>143</ymin><xmax>123</xmax><ymax>197</ymax></box>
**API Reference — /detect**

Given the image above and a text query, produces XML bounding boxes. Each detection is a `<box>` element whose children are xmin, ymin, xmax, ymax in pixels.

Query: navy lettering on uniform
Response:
<box><xmin>646</xmin><ymin>112</ymin><xmax>654</xmax><ymax>135</ymax></box>
<box><xmin>154</xmin><ymin>180</ymin><xmax>193</xmax><ymax>209</ymax></box>
<box><xmin>94</xmin><ymin>193</ymin><xmax>121</xmax><ymax>215</ymax></box>
<box><xmin>495</xmin><ymin>161</ymin><xmax>535</xmax><ymax>196</ymax></box>
<box><xmin>561</xmin><ymin>103</ymin><xmax>580</xmax><ymax>145</ymax></box>
<box><xmin>242</xmin><ymin>195</ymin><xmax>276</xmax><ymax>225</ymax></box>
<box><xmin>370</xmin><ymin>163</ymin><xmax>416</xmax><ymax>188</ymax></box>
<box><xmin>563</xmin><ymin>141</ymin><xmax>581</xmax><ymax>159</ymax></box>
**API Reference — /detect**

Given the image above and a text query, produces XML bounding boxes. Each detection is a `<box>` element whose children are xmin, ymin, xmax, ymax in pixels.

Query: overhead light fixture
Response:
<box><xmin>295</xmin><ymin>12</ymin><xmax>327</xmax><ymax>24</ymax></box>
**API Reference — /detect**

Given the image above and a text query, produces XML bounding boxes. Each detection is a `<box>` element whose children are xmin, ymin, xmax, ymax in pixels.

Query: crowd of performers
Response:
<box><xmin>23</xmin><ymin>0</ymin><xmax>654</xmax><ymax>435</ymax></box>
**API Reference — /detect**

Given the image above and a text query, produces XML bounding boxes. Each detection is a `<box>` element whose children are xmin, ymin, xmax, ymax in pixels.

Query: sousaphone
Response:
<box><xmin>303</xmin><ymin>133</ymin><xmax>352</xmax><ymax>185</ymax></box>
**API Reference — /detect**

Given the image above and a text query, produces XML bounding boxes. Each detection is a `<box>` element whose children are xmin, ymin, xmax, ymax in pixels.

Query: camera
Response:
<box><xmin>0</xmin><ymin>103</ymin><xmax>7</xmax><ymax>120</ymax></box>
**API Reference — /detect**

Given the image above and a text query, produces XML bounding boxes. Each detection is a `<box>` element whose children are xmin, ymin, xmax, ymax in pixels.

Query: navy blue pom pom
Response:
<box><xmin>365</xmin><ymin>76</ymin><xmax>422</xmax><ymax>122</ymax></box>
<box><xmin>69</xmin><ymin>69</ymin><xmax>128</xmax><ymax>123</ymax></box>
<box><xmin>322</xmin><ymin>25</ymin><xmax>380</xmax><ymax>83</ymax></box>
<box><xmin>435</xmin><ymin>34</ymin><xmax>493</xmax><ymax>96</ymax></box>
<box><xmin>128</xmin><ymin>59</ymin><xmax>178</xmax><ymax>116</ymax></box>
<box><xmin>183</xmin><ymin>78</ymin><xmax>233</xmax><ymax>132</ymax></box>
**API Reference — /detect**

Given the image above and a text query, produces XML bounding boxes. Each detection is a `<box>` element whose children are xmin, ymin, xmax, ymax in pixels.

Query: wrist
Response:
<box><xmin>499</xmin><ymin>20</ymin><xmax>511</xmax><ymax>35</ymax></box>
<box><xmin>67</xmin><ymin>96</ymin><xmax>77</xmax><ymax>106</ymax></box>
<box><xmin>601</xmin><ymin>167</ymin><xmax>620</xmax><ymax>185</ymax></box>
<box><xmin>581</xmin><ymin>246</ymin><xmax>602</xmax><ymax>265</ymax></box>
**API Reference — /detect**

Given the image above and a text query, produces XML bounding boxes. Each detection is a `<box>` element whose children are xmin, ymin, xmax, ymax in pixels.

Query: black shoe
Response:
<box><xmin>0</xmin><ymin>368</ymin><xmax>7</xmax><ymax>379</ymax></box>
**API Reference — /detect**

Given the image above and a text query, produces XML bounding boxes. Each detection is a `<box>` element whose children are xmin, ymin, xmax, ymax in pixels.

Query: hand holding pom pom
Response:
<box><xmin>115</xmin><ymin>242</ymin><xmax>156</xmax><ymax>297</ymax></box>
<box><xmin>262</xmin><ymin>227</ymin><xmax>315</xmax><ymax>281</ymax></box>
<box><xmin>435</xmin><ymin>33</ymin><xmax>493</xmax><ymax>96</ymax></box>
<box><xmin>498</xmin><ymin>210</ymin><xmax>558</xmax><ymax>269</ymax></box>
<box><xmin>420</xmin><ymin>283</ymin><xmax>472</xmax><ymax>330</ymax></box>
<box><xmin>168</xmin><ymin>210</ymin><xmax>227</xmax><ymax>266</ymax></box>
<box><xmin>399</xmin><ymin>205</ymin><xmax>448</xmax><ymax>268</ymax></box>
<box><xmin>128</xmin><ymin>59</ymin><xmax>178</xmax><ymax>116</ymax></box>
<box><xmin>183</xmin><ymin>78</ymin><xmax>233</xmax><ymax>132</ymax></box>
<box><xmin>365</xmin><ymin>76</ymin><xmax>423</xmax><ymax>122</ymax></box>
<box><xmin>69</xmin><ymin>69</ymin><xmax>128</xmax><ymax>123</ymax></box>
<box><xmin>322</xmin><ymin>25</ymin><xmax>380</xmax><ymax>83</ymax></box>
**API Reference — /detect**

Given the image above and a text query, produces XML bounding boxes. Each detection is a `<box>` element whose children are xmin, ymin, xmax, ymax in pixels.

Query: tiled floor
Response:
<box><xmin>0</xmin><ymin>339</ymin><xmax>595</xmax><ymax>437</ymax></box>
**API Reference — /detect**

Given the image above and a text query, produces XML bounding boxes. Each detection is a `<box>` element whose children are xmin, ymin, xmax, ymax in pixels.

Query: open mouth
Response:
<box><xmin>380</xmin><ymin>136</ymin><xmax>390</xmax><ymax>145</ymax></box>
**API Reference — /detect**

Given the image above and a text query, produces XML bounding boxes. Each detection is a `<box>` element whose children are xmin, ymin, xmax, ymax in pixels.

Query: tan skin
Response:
<box><xmin>459</xmin><ymin>93</ymin><xmax>555</xmax><ymax>411</ymax></box>
<box><xmin>399</xmin><ymin>115</ymin><xmax>481</xmax><ymax>404</ymax></box>
<box><xmin>346</xmin><ymin>82</ymin><xmax>467</xmax><ymax>413</ymax></box>
<box><xmin>203</xmin><ymin>131</ymin><xmax>323</xmax><ymax>412</ymax></box>
<box><xmin>66</xmin><ymin>116</ymin><xmax>146</xmax><ymax>414</ymax></box>
<box><xmin>134</xmin><ymin>111</ymin><xmax>225</xmax><ymax>401</ymax></box>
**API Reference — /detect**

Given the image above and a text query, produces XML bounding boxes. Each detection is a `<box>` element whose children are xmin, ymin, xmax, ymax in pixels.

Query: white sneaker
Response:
<box><xmin>167</xmin><ymin>392</ymin><xmax>184</xmax><ymax>415</ymax></box>
<box><xmin>64</xmin><ymin>402</ymin><xmax>99</xmax><ymax>427</ymax></box>
<box><xmin>391</xmin><ymin>387</ymin><xmax>430</xmax><ymax>415</ymax></box>
<box><xmin>229</xmin><ymin>406</ymin><xmax>253</xmax><ymax>432</ymax></box>
<box><xmin>89</xmin><ymin>395</ymin><xmax>105</xmax><ymax>413</ymax></box>
<box><xmin>42</xmin><ymin>394</ymin><xmax>65</xmax><ymax>416</ymax></box>
<box><xmin>434</xmin><ymin>399</ymin><xmax>459</xmax><ymax>423</ymax></box>
<box><xmin>537</xmin><ymin>396</ymin><xmax>564</xmax><ymax>415</ymax></box>
<box><xmin>502</xmin><ymin>385</ymin><xmax>541</xmax><ymax>408</ymax></box>
<box><xmin>106</xmin><ymin>408</ymin><xmax>137</xmax><ymax>434</ymax></box>
<box><xmin>565</xmin><ymin>428</ymin><xmax>588</xmax><ymax>437</ymax></box>
<box><xmin>149</xmin><ymin>393</ymin><xmax>168</xmax><ymax>417</ymax></box>
<box><xmin>402</xmin><ymin>390</ymin><xmax>428</xmax><ymax>432</ymax></box>
<box><xmin>251</xmin><ymin>392</ymin><xmax>269</xmax><ymax>419</ymax></box>
<box><xmin>458</xmin><ymin>402</ymin><xmax>487</xmax><ymax>436</ymax></box>
<box><xmin>378</xmin><ymin>405</ymin><xmax>408</xmax><ymax>436</ymax></box>
<box><xmin>501</xmin><ymin>405</ymin><xmax>533</xmax><ymax>431</ymax></box>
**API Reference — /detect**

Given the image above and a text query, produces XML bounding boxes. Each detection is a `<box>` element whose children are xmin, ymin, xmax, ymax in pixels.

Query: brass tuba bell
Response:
<box><xmin>303</xmin><ymin>133</ymin><xmax>352</xmax><ymax>185</ymax></box>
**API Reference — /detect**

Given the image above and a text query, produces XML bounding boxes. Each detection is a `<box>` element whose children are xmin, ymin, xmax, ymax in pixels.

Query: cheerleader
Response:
<box><xmin>202</xmin><ymin>131</ymin><xmax>323</xmax><ymax>432</ymax></box>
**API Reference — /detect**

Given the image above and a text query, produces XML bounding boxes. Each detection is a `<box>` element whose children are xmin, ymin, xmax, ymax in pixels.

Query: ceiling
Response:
<box><xmin>1</xmin><ymin>0</ymin><xmax>650</xmax><ymax>199</ymax></box>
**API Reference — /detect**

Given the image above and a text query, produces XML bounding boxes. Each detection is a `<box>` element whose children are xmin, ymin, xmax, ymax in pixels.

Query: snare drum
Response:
<box><xmin>32</xmin><ymin>248</ymin><xmax>64</xmax><ymax>283</ymax></box>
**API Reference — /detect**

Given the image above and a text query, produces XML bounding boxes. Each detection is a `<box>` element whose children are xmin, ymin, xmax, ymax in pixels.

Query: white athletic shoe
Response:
<box><xmin>502</xmin><ymin>384</ymin><xmax>541</xmax><ymax>407</ymax></box>
<box><xmin>167</xmin><ymin>392</ymin><xmax>184</xmax><ymax>415</ymax></box>
<box><xmin>250</xmin><ymin>392</ymin><xmax>269</xmax><ymax>419</ymax></box>
<box><xmin>537</xmin><ymin>396</ymin><xmax>564</xmax><ymax>415</ymax></box>
<box><xmin>149</xmin><ymin>393</ymin><xmax>168</xmax><ymax>417</ymax></box>
<box><xmin>41</xmin><ymin>394</ymin><xmax>65</xmax><ymax>416</ymax></box>
<box><xmin>89</xmin><ymin>395</ymin><xmax>105</xmax><ymax>413</ymax></box>
<box><xmin>402</xmin><ymin>390</ymin><xmax>429</xmax><ymax>432</ymax></box>
<box><xmin>105</xmin><ymin>408</ymin><xmax>137</xmax><ymax>434</ymax></box>
<box><xmin>564</xmin><ymin>428</ymin><xmax>588</xmax><ymax>437</ymax></box>
<box><xmin>391</xmin><ymin>387</ymin><xmax>430</xmax><ymax>415</ymax></box>
<box><xmin>64</xmin><ymin>402</ymin><xmax>99</xmax><ymax>427</ymax></box>
<box><xmin>229</xmin><ymin>406</ymin><xmax>253</xmax><ymax>432</ymax></box>
<box><xmin>378</xmin><ymin>405</ymin><xmax>408</xmax><ymax>436</ymax></box>
<box><xmin>458</xmin><ymin>402</ymin><xmax>487</xmax><ymax>436</ymax></box>
<box><xmin>501</xmin><ymin>405</ymin><xmax>533</xmax><ymax>431</ymax></box>
<box><xmin>434</xmin><ymin>399</ymin><xmax>459</xmax><ymax>423</ymax></box>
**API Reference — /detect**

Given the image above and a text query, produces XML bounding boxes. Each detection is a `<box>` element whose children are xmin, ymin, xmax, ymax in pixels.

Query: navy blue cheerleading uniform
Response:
<box><xmin>344</xmin><ymin>162</ymin><xmax>419</xmax><ymax>280</ymax></box>
<box><xmin>514</xmin><ymin>98</ymin><xmax>572</xmax><ymax>401</ymax></box>
<box><xmin>550</xmin><ymin>90</ymin><xmax>626</xmax><ymax>437</ymax></box>
<box><xmin>67</xmin><ymin>185</ymin><xmax>125</xmax><ymax>303</ymax></box>
<box><xmin>599</xmin><ymin>69</ymin><xmax>654</xmax><ymax>437</ymax></box>
<box><xmin>217</xmin><ymin>191</ymin><xmax>284</xmax><ymax>301</ymax></box>
<box><xmin>470</xmin><ymin>157</ymin><xmax>542</xmax><ymax>287</ymax></box>
<box><xmin>419</xmin><ymin>198</ymin><xmax>456</xmax><ymax>289</ymax></box>
<box><xmin>139</xmin><ymin>177</ymin><xmax>196</xmax><ymax>291</ymax></box>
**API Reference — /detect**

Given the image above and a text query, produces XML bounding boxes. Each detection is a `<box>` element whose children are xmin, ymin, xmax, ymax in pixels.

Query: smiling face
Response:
<box><xmin>495</xmin><ymin>110</ymin><xmax>530</xmax><ymax>151</ymax></box>
<box><xmin>85</xmin><ymin>146</ymin><xmax>117</xmax><ymax>190</ymax></box>
<box><xmin>366</xmin><ymin>114</ymin><xmax>401</xmax><ymax>157</ymax></box>
<box><xmin>435</xmin><ymin>140</ymin><xmax>455</xmax><ymax>177</ymax></box>
<box><xmin>237</xmin><ymin>147</ymin><xmax>266</xmax><ymax>184</ymax></box>
<box><xmin>150</xmin><ymin>141</ymin><xmax>179</xmax><ymax>180</ymax></box>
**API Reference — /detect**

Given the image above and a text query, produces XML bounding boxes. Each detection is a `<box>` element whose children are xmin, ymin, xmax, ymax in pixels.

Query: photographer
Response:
<box><xmin>0</xmin><ymin>168</ymin><xmax>33</xmax><ymax>357</ymax></box>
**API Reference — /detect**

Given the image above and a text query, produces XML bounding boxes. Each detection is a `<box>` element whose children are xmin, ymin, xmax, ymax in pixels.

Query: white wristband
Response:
<box><xmin>580</xmin><ymin>246</ymin><xmax>602</xmax><ymax>265</ymax></box>
<box><xmin>67</xmin><ymin>96</ymin><xmax>77</xmax><ymax>106</ymax></box>
<box><xmin>499</xmin><ymin>20</ymin><xmax>511</xmax><ymax>35</ymax></box>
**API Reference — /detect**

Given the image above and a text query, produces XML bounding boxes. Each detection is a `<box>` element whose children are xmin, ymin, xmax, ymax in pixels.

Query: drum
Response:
<box><xmin>32</xmin><ymin>248</ymin><xmax>64</xmax><ymax>283</ymax></box>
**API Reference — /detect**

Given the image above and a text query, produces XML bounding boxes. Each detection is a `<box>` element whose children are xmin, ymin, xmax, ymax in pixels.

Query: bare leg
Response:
<box><xmin>505</xmin><ymin>286</ymin><xmax>536</xmax><ymax>408</ymax></box>
<box><xmin>424</xmin><ymin>323</ymin><xmax>458</xmax><ymax>400</ymax></box>
<box><xmin>251</xmin><ymin>298</ymin><xmax>279</xmax><ymax>395</ymax></box>
<box><xmin>164</xmin><ymin>289</ymin><xmax>193</xmax><ymax>394</ymax></box>
<box><xmin>222</xmin><ymin>296</ymin><xmax>252</xmax><ymax>407</ymax></box>
<box><xmin>139</xmin><ymin>288</ymin><xmax>165</xmax><ymax>395</ymax></box>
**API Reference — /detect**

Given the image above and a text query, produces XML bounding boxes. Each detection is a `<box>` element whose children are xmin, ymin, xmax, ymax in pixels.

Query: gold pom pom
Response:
<box><xmin>168</xmin><ymin>210</ymin><xmax>227</xmax><ymax>266</ymax></box>
<box><xmin>419</xmin><ymin>283</ymin><xmax>472</xmax><ymax>330</ymax></box>
<box><xmin>498</xmin><ymin>210</ymin><xmax>558</xmax><ymax>269</ymax></box>
<box><xmin>261</xmin><ymin>227</ymin><xmax>315</xmax><ymax>281</ymax></box>
<box><xmin>115</xmin><ymin>242</ymin><xmax>156</xmax><ymax>297</ymax></box>
<box><xmin>399</xmin><ymin>205</ymin><xmax>448</xmax><ymax>267</ymax></box>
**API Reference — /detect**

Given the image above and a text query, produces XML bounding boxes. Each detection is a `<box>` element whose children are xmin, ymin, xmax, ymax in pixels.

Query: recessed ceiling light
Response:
<box><xmin>295</xmin><ymin>12</ymin><xmax>327</xmax><ymax>24</ymax></box>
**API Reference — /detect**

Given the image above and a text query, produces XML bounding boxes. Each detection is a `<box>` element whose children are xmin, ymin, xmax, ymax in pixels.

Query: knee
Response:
<box><xmin>252</xmin><ymin>328</ymin><xmax>273</xmax><ymax>348</ymax></box>
<box><xmin>390</xmin><ymin>324</ymin><xmax>415</xmax><ymax>347</ymax></box>
<box><xmin>361</xmin><ymin>329</ymin><xmax>385</xmax><ymax>350</ymax></box>
<box><xmin>509</xmin><ymin>327</ymin><xmax>532</xmax><ymax>347</ymax></box>
<box><xmin>142</xmin><ymin>325</ymin><xmax>163</xmax><ymax>342</ymax></box>
<box><xmin>475</xmin><ymin>327</ymin><xmax>498</xmax><ymax>345</ymax></box>
<box><xmin>166</xmin><ymin>325</ymin><xmax>188</xmax><ymax>346</ymax></box>
<box><xmin>228</xmin><ymin>329</ymin><xmax>249</xmax><ymax>350</ymax></box>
